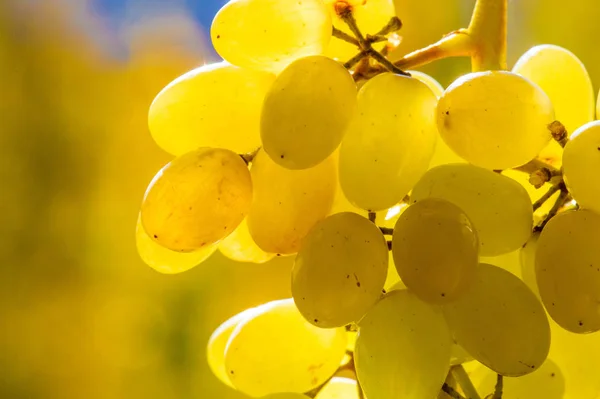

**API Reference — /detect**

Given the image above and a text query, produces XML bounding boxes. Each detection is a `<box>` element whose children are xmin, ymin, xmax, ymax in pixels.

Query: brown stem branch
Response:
<box><xmin>532</xmin><ymin>184</ymin><xmax>562</xmax><ymax>211</ymax></box>
<box><xmin>442</xmin><ymin>383</ymin><xmax>467</xmax><ymax>399</ymax></box>
<box><xmin>534</xmin><ymin>185</ymin><xmax>569</xmax><ymax>232</ymax></box>
<box><xmin>344</xmin><ymin>51</ymin><xmax>368</xmax><ymax>69</ymax></box>
<box><xmin>493</xmin><ymin>374</ymin><xmax>503</xmax><ymax>398</ymax></box>
<box><xmin>332</xmin><ymin>26</ymin><xmax>360</xmax><ymax>47</ymax></box>
<box><xmin>548</xmin><ymin>120</ymin><xmax>569</xmax><ymax>148</ymax></box>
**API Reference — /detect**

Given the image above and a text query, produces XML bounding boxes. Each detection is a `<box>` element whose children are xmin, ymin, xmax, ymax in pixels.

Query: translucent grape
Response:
<box><xmin>412</xmin><ymin>164</ymin><xmax>533</xmax><ymax>256</ymax></box>
<box><xmin>314</xmin><ymin>377</ymin><xmax>359</xmax><ymax>399</ymax></box>
<box><xmin>141</xmin><ymin>147</ymin><xmax>252</xmax><ymax>252</ymax></box>
<box><xmin>408</xmin><ymin>70</ymin><xmax>444</xmax><ymax>98</ymax></box>
<box><xmin>224</xmin><ymin>298</ymin><xmax>346</xmax><ymax>397</ymax></box>
<box><xmin>261</xmin><ymin>56</ymin><xmax>356</xmax><ymax>169</ymax></box>
<box><xmin>535</xmin><ymin>209</ymin><xmax>600</xmax><ymax>333</ymax></box>
<box><xmin>135</xmin><ymin>215</ymin><xmax>217</xmax><ymax>274</ymax></box>
<box><xmin>247</xmin><ymin>150</ymin><xmax>336</xmax><ymax>255</ymax></box>
<box><xmin>292</xmin><ymin>212</ymin><xmax>388</xmax><ymax>328</ymax></box>
<box><xmin>219</xmin><ymin>219</ymin><xmax>275</xmax><ymax>264</ymax></box>
<box><xmin>325</xmin><ymin>0</ymin><xmax>395</xmax><ymax>61</ymax></box>
<box><xmin>355</xmin><ymin>289</ymin><xmax>452</xmax><ymax>399</ymax></box>
<box><xmin>437</xmin><ymin>71</ymin><xmax>554</xmax><ymax>169</ymax></box>
<box><xmin>443</xmin><ymin>264</ymin><xmax>550</xmax><ymax>376</ymax></box>
<box><xmin>339</xmin><ymin>72</ymin><xmax>437</xmax><ymax>211</ymax></box>
<box><xmin>148</xmin><ymin>62</ymin><xmax>274</xmax><ymax>156</ymax></box>
<box><xmin>392</xmin><ymin>198</ymin><xmax>479</xmax><ymax>303</ymax></box>
<box><xmin>211</xmin><ymin>0</ymin><xmax>332</xmax><ymax>72</ymax></box>
<box><xmin>207</xmin><ymin>307</ymin><xmax>263</xmax><ymax>387</ymax></box>
<box><xmin>563</xmin><ymin>121</ymin><xmax>600</xmax><ymax>214</ymax></box>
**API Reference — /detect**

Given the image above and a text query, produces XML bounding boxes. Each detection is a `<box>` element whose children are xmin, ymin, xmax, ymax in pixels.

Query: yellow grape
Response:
<box><xmin>219</xmin><ymin>219</ymin><xmax>275</xmax><ymax>264</ymax></box>
<box><xmin>355</xmin><ymin>289</ymin><xmax>452</xmax><ymax>399</ymax></box>
<box><xmin>412</xmin><ymin>164</ymin><xmax>533</xmax><ymax>256</ymax></box>
<box><xmin>408</xmin><ymin>70</ymin><xmax>444</xmax><ymax>98</ymax></box>
<box><xmin>247</xmin><ymin>149</ymin><xmax>336</xmax><ymax>255</ymax></box>
<box><xmin>211</xmin><ymin>0</ymin><xmax>332</xmax><ymax>72</ymax></box>
<box><xmin>597</xmin><ymin>89</ymin><xmax>600</xmax><ymax>119</ymax></box>
<box><xmin>141</xmin><ymin>147</ymin><xmax>252</xmax><ymax>252</ymax></box>
<box><xmin>437</xmin><ymin>71</ymin><xmax>554</xmax><ymax>169</ymax></box>
<box><xmin>261</xmin><ymin>55</ymin><xmax>356</xmax><ymax>169</ymax></box>
<box><xmin>260</xmin><ymin>394</ymin><xmax>309</xmax><ymax>399</ymax></box>
<box><xmin>450</xmin><ymin>340</ymin><xmax>472</xmax><ymax>366</ymax></box>
<box><xmin>148</xmin><ymin>62</ymin><xmax>274</xmax><ymax>156</ymax></box>
<box><xmin>535</xmin><ymin>209</ymin><xmax>600</xmax><ymax>333</ymax></box>
<box><xmin>292</xmin><ymin>212</ymin><xmax>388</xmax><ymax>328</ymax></box>
<box><xmin>224</xmin><ymin>298</ymin><xmax>346</xmax><ymax>397</ymax></box>
<box><xmin>315</xmin><ymin>377</ymin><xmax>359</xmax><ymax>399</ymax></box>
<box><xmin>519</xmin><ymin>232</ymin><xmax>540</xmax><ymax>297</ymax></box>
<box><xmin>207</xmin><ymin>307</ymin><xmax>263</xmax><ymax>387</ymax></box>
<box><xmin>324</xmin><ymin>0</ymin><xmax>395</xmax><ymax>61</ymax></box>
<box><xmin>339</xmin><ymin>72</ymin><xmax>437</xmax><ymax>211</ymax></box>
<box><xmin>392</xmin><ymin>198</ymin><xmax>479</xmax><ymax>303</ymax></box>
<box><xmin>443</xmin><ymin>263</ymin><xmax>550</xmax><ymax>376</ymax></box>
<box><xmin>135</xmin><ymin>215</ymin><xmax>217</xmax><ymax>274</ymax></box>
<box><xmin>563</xmin><ymin>121</ymin><xmax>600</xmax><ymax>214</ymax></box>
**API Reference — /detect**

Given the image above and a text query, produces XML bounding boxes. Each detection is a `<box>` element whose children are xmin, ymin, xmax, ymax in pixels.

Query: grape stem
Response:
<box><xmin>534</xmin><ymin>185</ymin><xmax>569</xmax><ymax>232</ymax></box>
<box><xmin>368</xmin><ymin>212</ymin><xmax>376</xmax><ymax>223</ymax></box>
<box><xmin>240</xmin><ymin>147</ymin><xmax>260</xmax><ymax>164</ymax></box>
<box><xmin>379</xmin><ymin>227</ymin><xmax>394</xmax><ymax>235</ymax></box>
<box><xmin>548</xmin><ymin>120</ymin><xmax>569</xmax><ymax>148</ymax></box>
<box><xmin>532</xmin><ymin>184</ymin><xmax>562</xmax><ymax>211</ymax></box>
<box><xmin>492</xmin><ymin>374</ymin><xmax>503</xmax><ymax>398</ymax></box>
<box><xmin>332</xmin><ymin>26</ymin><xmax>360</xmax><ymax>47</ymax></box>
<box><xmin>451</xmin><ymin>365</ymin><xmax>481</xmax><ymax>399</ymax></box>
<box><xmin>442</xmin><ymin>383</ymin><xmax>467</xmax><ymax>399</ymax></box>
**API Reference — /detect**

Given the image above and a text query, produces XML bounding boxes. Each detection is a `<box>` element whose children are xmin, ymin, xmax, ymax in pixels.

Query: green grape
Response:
<box><xmin>224</xmin><ymin>298</ymin><xmax>346</xmax><ymax>397</ymax></box>
<box><xmin>443</xmin><ymin>263</ymin><xmax>550</xmax><ymax>376</ymax></box>
<box><xmin>292</xmin><ymin>212</ymin><xmax>388</xmax><ymax>328</ymax></box>
<box><xmin>355</xmin><ymin>289</ymin><xmax>452</xmax><ymax>399</ymax></box>
<box><xmin>392</xmin><ymin>198</ymin><xmax>479</xmax><ymax>303</ymax></box>
<box><xmin>247</xmin><ymin>149</ymin><xmax>336</xmax><ymax>255</ymax></box>
<box><xmin>563</xmin><ymin>121</ymin><xmax>600</xmax><ymax>214</ymax></box>
<box><xmin>437</xmin><ymin>71</ymin><xmax>554</xmax><ymax>170</ymax></box>
<box><xmin>141</xmin><ymin>147</ymin><xmax>252</xmax><ymax>252</ymax></box>
<box><xmin>520</xmin><ymin>232</ymin><xmax>540</xmax><ymax>297</ymax></box>
<box><xmin>207</xmin><ymin>307</ymin><xmax>263</xmax><ymax>388</ymax></box>
<box><xmin>219</xmin><ymin>219</ymin><xmax>275</xmax><ymax>264</ymax></box>
<box><xmin>339</xmin><ymin>72</ymin><xmax>437</xmax><ymax>211</ymax></box>
<box><xmin>148</xmin><ymin>62</ymin><xmax>274</xmax><ymax>156</ymax></box>
<box><xmin>324</xmin><ymin>0</ymin><xmax>395</xmax><ymax>61</ymax></box>
<box><xmin>408</xmin><ymin>70</ymin><xmax>444</xmax><ymax>98</ymax></box>
<box><xmin>315</xmin><ymin>377</ymin><xmax>359</xmax><ymax>399</ymax></box>
<box><xmin>261</xmin><ymin>55</ymin><xmax>356</xmax><ymax>169</ymax></box>
<box><xmin>412</xmin><ymin>164</ymin><xmax>533</xmax><ymax>256</ymax></box>
<box><xmin>535</xmin><ymin>209</ymin><xmax>600</xmax><ymax>333</ymax></box>
<box><xmin>211</xmin><ymin>0</ymin><xmax>332</xmax><ymax>72</ymax></box>
<box><xmin>135</xmin><ymin>215</ymin><xmax>217</xmax><ymax>274</ymax></box>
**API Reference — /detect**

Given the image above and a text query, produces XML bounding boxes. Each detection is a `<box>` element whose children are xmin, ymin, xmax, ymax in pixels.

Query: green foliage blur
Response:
<box><xmin>0</xmin><ymin>1</ymin><xmax>598</xmax><ymax>398</ymax></box>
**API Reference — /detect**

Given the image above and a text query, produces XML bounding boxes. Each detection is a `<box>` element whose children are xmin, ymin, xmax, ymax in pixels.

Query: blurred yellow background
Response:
<box><xmin>0</xmin><ymin>1</ymin><xmax>598</xmax><ymax>398</ymax></box>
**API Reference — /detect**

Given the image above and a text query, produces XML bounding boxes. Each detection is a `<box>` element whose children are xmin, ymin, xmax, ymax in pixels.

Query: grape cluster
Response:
<box><xmin>136</xmin><ymin>0</ymin><xmax>600</xmax><ymax>398</ymax></box>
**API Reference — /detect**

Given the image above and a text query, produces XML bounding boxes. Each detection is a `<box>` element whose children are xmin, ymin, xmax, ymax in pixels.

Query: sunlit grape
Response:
<box><xmin>392</xmin><ymin>198</ymin><xmax>479</xmax><ymax>303</ymax></box>
<box><xmin>247</xmin><ymin>150</ymin><xmax>336</xmax><ymax>255</ymax></box>
<box><xmin>355</xmin><ymin>289</ymin><xmax>452</xmax><ymax>399</ymax></box>
<box><xmin>563</xmin><ymin>121</ymin><xmax>600</xmax><ymax>214</ymax></box>
<box><xmin>261</xmin><ymin>394</ymin><xmax>310</xmax><ymax>399</ymax></box>
<box><xmin>314</xmin><ymin>377</ymin><xmax>359</xmax><ymax>399</ymax></box>
<box><xmin>141</xmin><ymin>147</ymin><xmax>252</xmax><ymax>252</ymax></box>
<box><xmin>219</xmin><ymin>219</ymin><xmax>275</xmax><ymax>264</ymax></box>
<box><xmin>535</xmin><ymin>209</ymin><xmax>600</xmax><ymax>333</ymax></box>
<box><xmin>412</xmin><ymin>164</ymin><xmax>533</xmax><ymax>256</ymax></box>
<box><xmin>443</xmin><ymin>264</ymin><xmax>550</xmax><ymax>376</ymax></box>
<box><xmin>437</xmin><ymin>71</ymin><xmax>554</xmax><ymax>169</ymax></box>
<box><xmin>211</xmin><ymin>0</ymin><xmax>332</xmax><ymax>72</ymax></box>
<box><xmin>148</xmin><ymin>62</ymin><xmax>274</xmax><ymax>155</ymax></box>
<box><xmin>225</xmin><ymin>298</ymin><xmax>346</xmax><ymax>397</ymax></box>
<box><xmin>408</xmin><ymin>70</ymin><xmax>444</xmax><ymax>98</ymax></box>
<box><xmin>292</xmin><ymin>212</ymin><xmax>388</xmax><ymax>327</ymax></box>
<box><xmin>261</xmin><ymin>56</ymin><xmax>356</xmax><ymax>169</ymax></box>
<box><xmin>339</xmin><ymin>72</ymin><xmax>437</xmax><ymax>211</ymax></box>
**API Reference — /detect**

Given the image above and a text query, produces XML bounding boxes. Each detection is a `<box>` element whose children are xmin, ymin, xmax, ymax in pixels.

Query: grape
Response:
<box><xmin>247</xmin><ymin>149</ymin><xmax>336</xmax><ymax>255</ymax></box>
<box><xmin>148</xmin><ymin>62</ymin><xmax>274</xmax><ymax>156</ymax></box>
<box><xmin>392</xmin><ymin>198</ymin><xmax>479</xmax><ymax>303</ymax></box>
<box><xmin>563</xmin><ymin>121</ymin><xmax>600</xmax><ymax>214</ymax></box>
<box><xmin>325</xmin><ymin>0</ymin><xmax>395</xmax><ymax>61</ymax></box>
<box><xmin>412</xmin><ymin>164</ymin><xmax>533</xmax><ymax>256</ymax></box>
<box><xmin>437</xmin><ymin>71</ymin><xmax>554</xmax><ymax>169</ymax></box>
<box><xmin>408</xmin><ymin>70</ymin><xmax>444</xmax><ymax>98</ymax></box>
<box><xmin>292</xmin><ymin>212</ymin><xmax>388</xmax><ymax>328</ymax></box>
<box><xmin>224</xmin><ymin>298</ymin><xmax>346</xmax><ymax>397</ymax></box>
<box><xmin>314</xmin><ymin>377</ymin><xmax>359</xmax><ymax>399</ymax></box>
<box><xmin>135</xmin><ymin>215</ymin><xmax>217</xmax><ymax>274</ymax></box>
<box><xmin>535</xmin><ymin>209</ymin><xmax>600</xmax><ymax>333</ymax></box>
<box><xmin>260</xmin><ymin>394</ymin><xmax>309</xmax><ymax>399</ymax></box>
<box><xmin>520</xmin><ymin>232</ymin><xmax>540</xmax><ymax>297</ymax></box>
<box><xmin>443</xmin><ymin>264</ymin><xmax>550</xmax><ymax>376</ymax></box>
<box><xmin>339</xmin><ymin>72</ymin><xmax>437</xmax><ymax>211</ymax></box>
<box><xmin>261</xmin><ymin>56</ymin><xmax>356</xmax><ymax>169</ymax></box>
<box><xmin>207</xmin><ymin>307</ymin><xmax>263</xmax><ymax>387</ymax></box>
<box><xmin>141</xmin><ymin>147</ymin><xmax>252</xmax><ymax>252</ymax></box>
<box><xmin>355</xmin><ymin>289</ymin><xmax>452</xmax><ymax>399</ymax></box>
<box><xmin>219</xmin><ymin>219</ymin><xmax>275</xmax><ymax>264</ymax></box>
<box><xmin>502</xmin><ymin>169</ymin><xmax>561</xmax><ymax>219</ymax></box>
<box><xmin>211</xmin><ymin>0</ymin><xmax>332</xmax><ymax>72</ymax></box>
<box><xmin>597</xmin><ymin>89</ymin><xmax>600</xmax><ymax>119</ymax></box>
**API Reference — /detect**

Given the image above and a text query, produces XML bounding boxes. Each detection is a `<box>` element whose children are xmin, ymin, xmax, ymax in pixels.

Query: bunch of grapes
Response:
<box><xmin>136</xmin><ymin>0</ymin><xmax>600</xmax><ymax>398</ymax></box>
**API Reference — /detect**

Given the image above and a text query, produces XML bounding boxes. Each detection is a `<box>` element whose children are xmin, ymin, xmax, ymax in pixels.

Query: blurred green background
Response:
<box><xmin>1</xmin><ymin>1</ymin><xmax>598</xmax><ymax>398</ymax></box>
